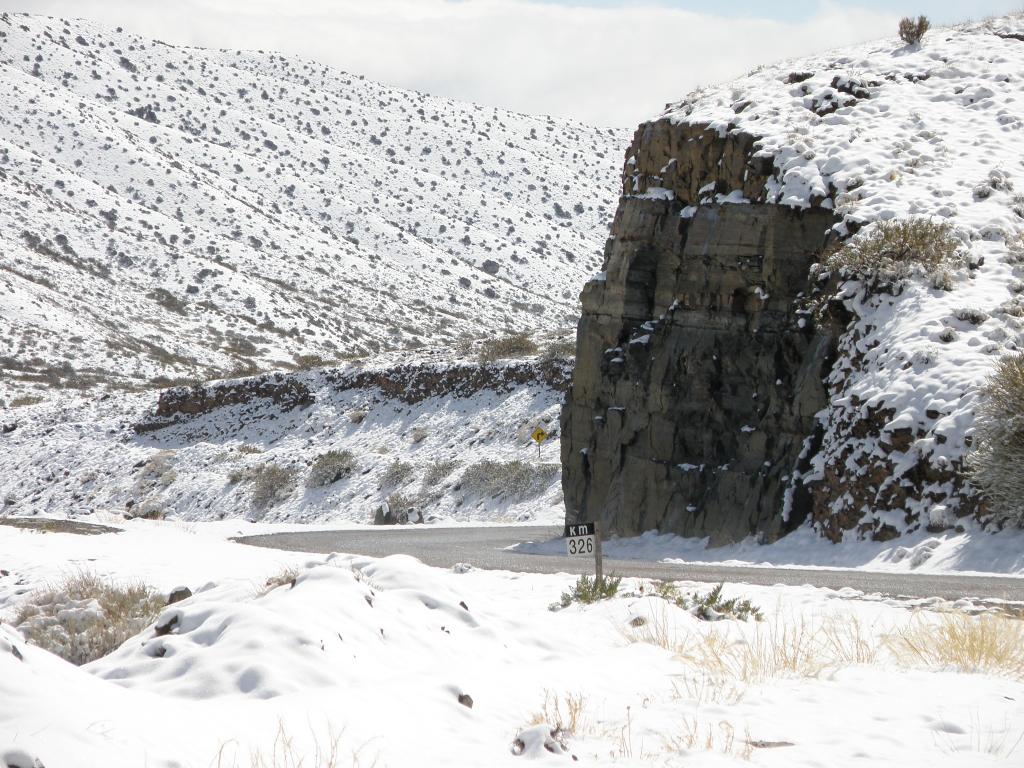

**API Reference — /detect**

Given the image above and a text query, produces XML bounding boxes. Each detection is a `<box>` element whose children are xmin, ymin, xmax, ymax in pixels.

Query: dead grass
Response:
<box><xmin>14</xmin><ymin>571</ymin><xmax>164</xmax><ymax>665</ymax></box>
<box><xmin>673</xmin><ymin>717</ymin><xmax>753</xmax><ymax>760</ymax></box>
<box><xmin>214</xmin><ymin>721</ymin><xmax>377</xmax><ymax>768</ymax></box>
<box><xmin>529</xmin><ymin>691</ymin><xmax>589</xmax><ymax>735</ymax></box>
<box><xmin>629</xmin><ymin>607</ymin><xmax>887</xmax><ymax>685</ymax></box>
<box><xmin>886</xmin><ymin>612</ymin><xmax>1024</xmax><ymax>680</ymax></box>
<box><xmin>262</xmin><ymin>566</ymin><xmax>301</xmax><ymax>594</ymax></box>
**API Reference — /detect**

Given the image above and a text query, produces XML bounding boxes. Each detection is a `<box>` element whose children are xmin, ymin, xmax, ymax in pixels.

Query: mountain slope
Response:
<box><xmin>0</xmin><ymin>13</ymin><xmax>624</xmax><ymax>402</ymax></box>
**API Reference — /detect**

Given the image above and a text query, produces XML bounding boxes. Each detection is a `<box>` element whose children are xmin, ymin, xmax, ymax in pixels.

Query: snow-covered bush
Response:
<box><xmin>898</xmin><ymin>15</ymin><xmax>930</xmax><ymax>45</ymax></box>
<box><xmin>251</xmin><ymin>462</ymin><xmax>297</xmax><ymax>508</ymax></box>
<box><xmin>379</xmin><ymin>459</ymin><xmax>414</xmax><ymax>488</ymax></box>
<box><xmin>306</xmin><ymin>450</ymin><xmax>356</xmax><ymax>488</ymax></box>
<box><xmin>822</xmin><ymin>218</ymin><xmax>962</xmax><ymax>289</ymax></box>
<box><xmin>459</xmin><ymin>459</ymin><xmax>558</xmax><ymax>500</ymax></box>
<box><xmin>477</xmin><ymin>331</ymin><xmax>538</xmax><ymax>362</ymax></box>
<box><xmin>969</xmin><ymin>352</ymin><xmax>1024</xmax><ymax>527</ymax></box>
<box><xmin>13</xmin><ymin>572</ymin><xmax>163</xmax><ymax>665</ymax></box>
<box><xmin>422</xmin><ymin>458</ymin><xmax>460</xmax><ymax>488</ymax></box>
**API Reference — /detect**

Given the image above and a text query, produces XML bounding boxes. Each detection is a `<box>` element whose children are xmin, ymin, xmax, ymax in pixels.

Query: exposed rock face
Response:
<box><xmin>561</xmin><ymin>119</ymin><xmax>841</xmax><ymax>545</ymax></box>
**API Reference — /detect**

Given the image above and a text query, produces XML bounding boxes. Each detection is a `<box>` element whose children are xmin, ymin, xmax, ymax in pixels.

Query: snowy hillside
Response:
<box><xmin>647</xmin><ymin>15</ymin><xmax>1024</xmax><ymax>537</ymax></box>
<box><xmin>0</xmin><ymin>13</ymin><xmax>624</xmax><ymax>403</ymax></box>
<box><xmin>0</xmin><ymin>341</ymin><xmax>569</xmax><ymax>525</ymax></box>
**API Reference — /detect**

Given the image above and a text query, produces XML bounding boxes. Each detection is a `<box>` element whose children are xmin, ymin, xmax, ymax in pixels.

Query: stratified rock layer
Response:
<box><xmin>562</xmin><ymin>120</ymin><xmax>839</xmax><ymax>545</ymax></box>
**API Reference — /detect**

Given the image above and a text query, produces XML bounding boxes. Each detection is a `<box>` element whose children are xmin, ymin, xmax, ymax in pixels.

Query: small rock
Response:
<box><xmin>154</xmin><ymin>613</ymin><xmax>180</xmax><ymax>637</ymax></box>
<box><xmin>458</xmin><ymin>693</ymin><xmax>474</xmax><ymax>709</ymax></box>
<box><xmin>459</xmin><ymin>600</ymin><xmax>470</xmax><ymax>611</ymax></box>
<box><xmin>167</xmin><ymin>586</ymin><xmax>192</xmax><ymax>605</ymax></box>
<box><xmin>2</xmin><ymin>749</ymin><xmax>45</xmax><ymax>768</ymax></box>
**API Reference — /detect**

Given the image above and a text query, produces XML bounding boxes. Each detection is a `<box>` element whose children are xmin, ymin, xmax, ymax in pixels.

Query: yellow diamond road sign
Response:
<box><xmin>531</xmin><ymin>426</ymin><xmax>548</xmax><ymax>444</ymax></box>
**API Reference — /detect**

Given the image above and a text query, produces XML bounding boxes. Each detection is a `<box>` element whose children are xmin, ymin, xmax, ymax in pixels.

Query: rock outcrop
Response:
<box><xmin>561</xmin><ymin>120</ymin><xmax>841</xmax><ymax>545</ymax></box>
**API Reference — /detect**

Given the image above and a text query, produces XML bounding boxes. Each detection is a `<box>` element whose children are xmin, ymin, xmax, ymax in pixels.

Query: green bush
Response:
<box><xmin>560</xmin><ymin>574</ymin><xmax>621</xmax><ymax>607</ymax></box>
<box><xmin>379</xmin><ymin>459</ymin><xmax>415</xmax><ymax>488</ymax></box>
<box><xmin>14</xmin><ymin>572</ymin><xmax>164</xmax><ymax>665</ymax></box>
<box><xmin>478</xmin><ymin>331</ymin><xmax>538</xmax><ymax>363</ymax></box>
<box><xmin>422</xmin><ymin>459</ymin><xmax>460</xmax><ymax>488</ymax></box>
<box><xmin>969</xmin><ymin>352</ymin><xmax>1024</xmax><ymax>527</ymax></box>
<box><xmin>251</xmin><ymin>463</ymin><xmax>296</xmax><ymax>508</ymax></box>
<box><xmin>460</xmin><ymin>459</ymin><xmax>558</xmax><ymax>501</ymax></box>
<box><xmin>656</xmin><ymin>582</ymin><xmax>763</xmax><ymax>622</ymax></box>
<box><xmin>822</xmin><ymin>218</ymin><xmax>961</xmax><ymax>288</ymax></box>
<box><xmin>306</xmin><ymin>450</ymin><xmax>356</xmax><ymax>488</ymax></box>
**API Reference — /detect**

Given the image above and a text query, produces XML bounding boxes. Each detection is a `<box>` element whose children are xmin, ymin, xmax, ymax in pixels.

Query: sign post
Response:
<box><xmin>563</xmin><ymin>520</ymin><xmax>603</xmax><ymax>584</ymax></box>
<box><xmin>531</xmin><ymin>425</ymin><xmax>548</xmax><ymax>458</ymax></box>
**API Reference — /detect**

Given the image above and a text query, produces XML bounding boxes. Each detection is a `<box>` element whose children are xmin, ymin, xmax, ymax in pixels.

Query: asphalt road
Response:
<box><xmin>235</xmin><ymin>525</ymin><xmax>1024</xmax><ymax>603</ymax></box>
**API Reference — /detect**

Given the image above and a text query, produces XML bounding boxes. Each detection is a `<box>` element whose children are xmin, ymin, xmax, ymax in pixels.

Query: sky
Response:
<box><xmin>2</xmin><ymin>1</ymin><xmax>1021</xmax><ymax>126</ymax></box>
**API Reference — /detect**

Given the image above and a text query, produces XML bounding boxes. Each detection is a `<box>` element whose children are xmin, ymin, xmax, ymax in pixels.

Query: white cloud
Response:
<box><xmin>3</xmin><ymin>0</ymin><xmax>897</xmax><ymax>126</ymax></box>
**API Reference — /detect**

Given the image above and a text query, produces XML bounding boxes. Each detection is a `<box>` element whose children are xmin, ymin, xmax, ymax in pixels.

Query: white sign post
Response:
<box><xmin>564</xmin><ymin>520</ymin><xmax>603</xmax><ymax>583</ymax></box>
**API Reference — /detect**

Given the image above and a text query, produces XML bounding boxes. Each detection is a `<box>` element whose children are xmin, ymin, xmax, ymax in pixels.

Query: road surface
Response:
<box><xmin>236</xmin><ymin>525</ymin><xmax>1024</xmax><ymax>603</ymax></box>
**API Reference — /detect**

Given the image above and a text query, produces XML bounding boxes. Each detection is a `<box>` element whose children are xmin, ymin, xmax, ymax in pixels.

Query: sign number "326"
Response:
<box><xmin>566</xmin><ymin>535</ymin><xmax>594</xmax><ymax>555</ymax></box>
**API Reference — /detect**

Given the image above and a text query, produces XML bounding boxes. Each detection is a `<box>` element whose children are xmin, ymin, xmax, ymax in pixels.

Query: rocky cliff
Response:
<box><xmin>561</xmin><ymin>122</ymin><xmax>842</xmax><ymax>545</ymax></box>
<box><xmin>563</xmin><ymin>16</ymin><xmax>1024</xmax><ymax>544</ymax></box>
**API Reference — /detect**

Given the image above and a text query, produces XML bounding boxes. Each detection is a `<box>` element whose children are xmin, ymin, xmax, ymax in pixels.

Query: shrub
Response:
<box><xmin>251</xmin><ymin>463</ymin><xmax>296</xmax><ymax>508</ymax></box>
<box><xmin>968</xmin><ymin>352</ymin><xmax>1024</xmax><ymax>526</ymax></box>
<box><xmin>541</xmin><ymin>336</ymin><xmax>576</xmax><ymax>361</ymax></box>
<box><xmin>379</xmin><ymin>459</ymin><xmax>414</xmax><ymax>488</ymax></box>
<box><xmin>898</xmin><ymin>15</ymin><xmax>930</xmax><ymax>45</ymax></box>
<box><xmin>657</xmin><ymin>582</ymin><xmax>763</xmax><ymax>621</ymax></box>
<box><xmin>422</xmin><ymin>459</ymin><xmax>460</xmax><ymax>488</ymax></box>
<box><xmin>559</xmin><ymin>574</ymin><xmax>621</xmax><ymax>607</ymax></box>
<box><xmin>822</xmin><ymin>218</ymin><xmax>961</xmax><ymax>289</ymax></box>
<box><xmin>13</xmin><ymin>572</ymin><xmax>164</xmax><ymax>665</ymax></box>
<box><xmin>477</xmin><ymin>331</ymin><xmax>538</xmax><ymax>363</ymax></box>
<box><xmin>460</xmin><ymin>459</ymin><xmax>558</xmax><ymax>501</ymax></box>
<box><xmin>306</xmin><ymin>450</ymin><xmax>356</xmax><ymax>488</ymax></box>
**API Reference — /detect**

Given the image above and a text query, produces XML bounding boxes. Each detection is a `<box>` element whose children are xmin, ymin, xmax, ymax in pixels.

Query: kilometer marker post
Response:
<box><xmin>564</xmin><ymin>519</ymin><xmax>603</xmax><ymax>585</ymax></box>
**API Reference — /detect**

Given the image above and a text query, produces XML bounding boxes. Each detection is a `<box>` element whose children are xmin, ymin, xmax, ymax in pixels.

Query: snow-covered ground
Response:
<box><xmin>2</xmin><ymin>522</ymin><xmax>1023</xmax><ymax>768</ymax></box>
<box><xmin>0</xmin><ymin>13</ymin><xmax>624</xmax><ymax>402</ymax></box>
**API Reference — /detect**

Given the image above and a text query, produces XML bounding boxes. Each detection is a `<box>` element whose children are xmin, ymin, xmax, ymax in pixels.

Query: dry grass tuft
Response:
<box><xmin>673</xmin><ymin>717</ymin><xmax>752</xmax><ymax>760</ymax></box>
<box><xmin>262</xmin><ymin>566</ymin><xmax>301</xmax><ymax>594</ymax></box>
<box><xmin>214</xmin><ymin>721</ymin><xmax>377</xmax><ymax>768</ymax></box>
<box><xmin>886</xmin><ymin>612</ymin><xmax>1024</xmax><ymax>679</ymax></box>
<box><xmin>529</xmin><ymin>691</ymin><xmax>589</xmax><ymax>735</ymax></box>
<box><xmin>14</xmin><ymin>571</ymin><xmax>164</xmax><ymax>665</ymax></box>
